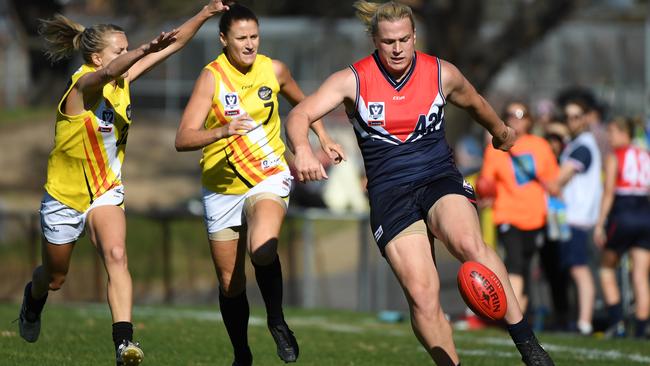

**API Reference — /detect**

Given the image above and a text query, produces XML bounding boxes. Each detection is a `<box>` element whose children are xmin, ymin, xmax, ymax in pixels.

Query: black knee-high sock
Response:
<box><xmin>607</xmin><ymin>302</ymin><xmax>624</xmax><ymax>326</ymax></box>
<box><xmin>219</xmin><ymin>290</ymin><xmax>252</xmax><ymax>363</ymax></box>
<box><xmin>24</xmin><ymin>282</ymin><xmax>48</xmax><ymax>320</ymax></box>
<box><xmin>253</xmin><ymin>255</ymin><xmax>284</xmax><ymax>325</ymax></box>
<box><xmin>508</xmin><ymin>317</ymin><xmax>535</xmax><ymax>344</ymax></box>
<box><xmin>635</xmin><ymin>318</ymin><xmax>648</xmax><ymax>338</ymax></box>
<box><xmin>112</xmin><ymin>321</ymin><xmax>133</xmax><ymax>351</ymax></box>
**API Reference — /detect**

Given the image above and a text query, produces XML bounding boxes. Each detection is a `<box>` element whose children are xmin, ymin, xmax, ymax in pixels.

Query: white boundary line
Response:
<box><xmin>72</xmin><ymin>305</ymin><xmax>650</xmax><ymax>364</ymax></box>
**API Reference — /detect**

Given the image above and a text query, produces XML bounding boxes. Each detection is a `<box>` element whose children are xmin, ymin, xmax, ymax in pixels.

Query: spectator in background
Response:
<box><xmin>547</xmin><ymin>99</ymin><xmax>603</xmax><ymax>335</ymax></box>
<box><xmin>479</xmin><ymin>101</ymin><xmax>559</xmax><ymax>314</ymax></box>
<box><xmin>556</xmin><ymin>87</ymin><xmax>609</xmax><ymax>159</ymax></box>
<box><xmin>539</xmin><ymin>120</ymin><xmax>572</xmax><ymax>330</ymax></box>
<box><xmin>594</xmin><ymin>116</ymin><xmax>650</xmax><ymax>338</ymax></box>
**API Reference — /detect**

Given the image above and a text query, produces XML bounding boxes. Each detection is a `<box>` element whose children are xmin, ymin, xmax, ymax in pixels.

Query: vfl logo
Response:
<box><xmin>224</xmin><ymin>92</ymin><xmax>240</xmax><ymax>116</ymax></box>
<box><xmin>225</xmin><ymin>94</ymin><xmax>237</xmax><ymax>106</ymax></box>
<box><xmin>258</xmin><ymin>86</ymin><xmax>272</xmax><ymax>100</ymax></box>
<box><xmin>367</xmin><ymin>102</ymin><xmax>385</xmax><ymax>126</ymax></box>
<box><xmin>102</xmin><ymin>110</ymin><xmax>114</xmax><ymax>124</ymax></box>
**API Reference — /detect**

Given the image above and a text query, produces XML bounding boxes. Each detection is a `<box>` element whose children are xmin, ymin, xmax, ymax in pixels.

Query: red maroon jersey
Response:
<box><xmin>348</xmin><ymin>51</ymin><xmax>458</xmax><ymax>193</ymax></box>
<box><xmin>614</xmin><ymin>145</ymin><xmax>650</xmax><ymax>195</ymax></box>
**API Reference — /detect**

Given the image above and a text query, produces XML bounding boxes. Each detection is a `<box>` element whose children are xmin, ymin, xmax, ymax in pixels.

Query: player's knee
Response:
<box><xmin>249</xmin><ymin>238</ymin><xmax>278</xmax><ymax>265</ymax></box>
<box><xmin>220</xmin><ymin>279</ymin><xmax>246</xmax><ymax>297</ymax></box>
<box><xmin>454</xmin><ymin>235</ymin><xmax>486</xmax><ymax>261</ymax></box>
<box><xmin>106</xmin><ymin>246</ymin><xmax>127</xmax><ymax>266</ymax></box>
<box><xmin>48</xmin><ymin>273</ymin><xmax>67</xmax><ymax>291</ymax></box>
<box><xmin>409</xmin><ymin>285</ymin><xmax>441</xmax><ymax>315</ymax></box>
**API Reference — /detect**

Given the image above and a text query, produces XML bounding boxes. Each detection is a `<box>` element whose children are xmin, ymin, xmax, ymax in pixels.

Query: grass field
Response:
<box><xmin>1</xmin><ymin>303</ymin><xmax>649</xmax><ymax>366</ymax></box>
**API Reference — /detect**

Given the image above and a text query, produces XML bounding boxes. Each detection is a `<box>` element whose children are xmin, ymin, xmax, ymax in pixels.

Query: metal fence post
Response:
<box><xmin>357</xmin><ymin>216</ymin><xmax>370</xmax><ymax>311</ymax></box>
<box><xmin>161</xmin><ymin>219</ymin><xmax>173</xmax><ymax>304</ymax></box>
<box><xmin>302</xmin><ymin>216</ymin><xmax>315</xmax><ymax>308</ymax></box>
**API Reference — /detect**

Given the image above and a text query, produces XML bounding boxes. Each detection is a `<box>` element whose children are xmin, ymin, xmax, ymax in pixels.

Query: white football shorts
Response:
<box><xmin>40</xmin><ymin>185</ymin><xmax>125</xmax><ymax>245</ymax></box>
<box><xmin>202</xmin><ymin>172</ymin><xmax>293</xmax><ymax>240</ymax></box>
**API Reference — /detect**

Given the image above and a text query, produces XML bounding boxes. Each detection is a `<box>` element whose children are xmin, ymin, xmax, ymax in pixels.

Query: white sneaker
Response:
<box><xmin>577</xmin><ymin>321</ymin><xmax>593</xmax><ymax>335</ymax></box>
<box><xmin>116</xmin><ymin>340</ymin><xmax>144</xmax><ymax>366</ymax></box>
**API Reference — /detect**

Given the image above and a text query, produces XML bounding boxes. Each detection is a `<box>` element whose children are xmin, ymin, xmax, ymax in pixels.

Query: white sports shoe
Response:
<box><xmin>577</xmin><ymin>320</ymin><xmax>593</xmax><ymax>335</ymax></box>
<box><xmin>116</xmin><ymin>340</ymin><xmax>144</xmax><ymax>366</ymax></box>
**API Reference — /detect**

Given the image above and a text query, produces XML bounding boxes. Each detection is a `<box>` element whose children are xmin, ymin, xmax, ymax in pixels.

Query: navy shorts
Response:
<box><xmin>604</xmin><ymin>195</ymin><xmax>650</xmax><ymax>255</ymax></box>
<box><xmin>559</xmin><ymin>226</ymin><xmax>591</xmax><ymax>268</ymax></box>
<box><xmin>368</xmin><ymin>173</ymin><xmax>476</xmax><ymax>255</ymax></box>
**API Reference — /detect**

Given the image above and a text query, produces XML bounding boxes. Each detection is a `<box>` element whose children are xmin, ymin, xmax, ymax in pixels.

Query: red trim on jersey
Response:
<box><xmin>211</xmin><ymin>62</ymin><xmax>237</xmax><ymax>93</ymax></box>
<box><xmin>82</xmin><ymin>143</ymin><xmax>100</xmax><ymax>194</ymax></box>
<box><xmin>84</xmin><ymin>117</ymin><xmax>111</xmax><ymax>191</ymax></box>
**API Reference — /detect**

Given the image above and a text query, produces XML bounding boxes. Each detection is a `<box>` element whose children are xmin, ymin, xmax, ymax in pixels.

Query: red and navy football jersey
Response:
<box><xmin>348</xmin><ymin>51</ymin><xmax>457</xmax><ymax>192</ymax></box>
<box><xmin>614</xmin><ymin>145</ymin><xmax>650</xmax><ymax>195</ymax></box>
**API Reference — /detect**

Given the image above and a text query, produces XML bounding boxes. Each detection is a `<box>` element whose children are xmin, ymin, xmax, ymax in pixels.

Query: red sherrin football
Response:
<box><xmin>457</xmin><ymin>261</ymin><xmax>507</xmax><ymax>321</ymax></box>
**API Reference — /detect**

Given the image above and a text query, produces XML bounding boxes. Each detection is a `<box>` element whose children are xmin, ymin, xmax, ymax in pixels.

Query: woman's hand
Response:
<box><xmin>143</xmin><ymin>30</ymin><xmax>180</xmax><ymax>54</ymax></box>
<box><xmin>221</xmin><ymin>114</ymin><xmax>256</xmax><ymax>137</ymax></box>
<box><xmin>293</xmin><ymin>146</ymin><xmax>328</xmax><ymax>182</ymax></box>
<box><xmin>205</xmin><ymin>0</ymin><xmax>230</xmax><ymax>17</ymax></box>
<box><xmin>593</xmin><ymin>225</ymin><xmax>607</xmax><ymax>249</ymax></box>
<box><xmin>492</xmin><ymin>125</ymin><xmax>516</xmax><ymax>151</ymax></box>
<box><xmin>319</xmin><ymin>138</ymin><xmax>346</xmax><ymax>165</ymax></box>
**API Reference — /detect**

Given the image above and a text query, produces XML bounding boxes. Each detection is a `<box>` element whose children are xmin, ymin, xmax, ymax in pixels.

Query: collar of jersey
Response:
<box><xmin>372</xmin><ymin>50</ymin><xmax>417</xmax><ymax>92</ymax></box>
<box><xmin>220</xmin><ymin>52</ymin><xmax>258</xmax><ymax>77</ymax></box>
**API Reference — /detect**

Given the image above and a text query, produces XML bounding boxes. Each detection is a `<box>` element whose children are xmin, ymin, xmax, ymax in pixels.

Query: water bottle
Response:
<box><xmin>546</xmin><ymin>196</ymin><xmax>560</xmax><ymax>241</ymax></box>
<box><xmin>554</xmin><ymin>198</ymin><xmax>571</xmax><ymax>241</ymax></box>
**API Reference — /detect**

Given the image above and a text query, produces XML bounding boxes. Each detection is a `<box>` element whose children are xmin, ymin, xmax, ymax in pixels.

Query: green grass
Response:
<box><xmin>1</xmin><ymin>303</ymin><xmax>650</xmax><ymax>366</ymax></box>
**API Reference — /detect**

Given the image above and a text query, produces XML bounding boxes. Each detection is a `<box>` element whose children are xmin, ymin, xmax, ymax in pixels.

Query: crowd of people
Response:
<box><xmin>475</xmin><ymin>88</ymin><xmax>650</xmax><ymax>340</ymax></box>
<box><xmin>14</xmin><ymin>0</ymin><xmax>650</xmax><ymax>365</ymax></box>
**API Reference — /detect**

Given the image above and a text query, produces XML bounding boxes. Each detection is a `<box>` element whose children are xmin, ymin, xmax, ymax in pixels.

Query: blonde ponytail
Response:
<box><xmin>39</xmin><ymin>14</ymin><xmax>85</xmax><ymax>62</ymax></box>
<box><xmin>353</xmin><ymin>1</ymin><xmax>415</xmax><ymax>37</ymax></box>
<box><xmin>39</xmin><ymin>14</ymin><xmax>125</xmax><ymax>63</ymax></box>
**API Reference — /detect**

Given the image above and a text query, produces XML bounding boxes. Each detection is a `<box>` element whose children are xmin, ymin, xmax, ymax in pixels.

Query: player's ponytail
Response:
<box><xmin>39</xmin><ymin>14</ymin><xmax>124</xmax><ymax>64</ymax></box>
<box><xmin>353</xmin><ymin>1</ymin><xmax>415</xmax><ymax>37</ymax></box>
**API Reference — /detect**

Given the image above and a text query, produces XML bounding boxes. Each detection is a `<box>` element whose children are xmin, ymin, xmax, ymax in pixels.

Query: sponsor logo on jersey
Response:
<box><xmin>258</xmin><ymin>86</ymin><xmax>272</xmax><ymax>100</ymax></box>
<box><xmin>261</xmin><ymin>157</ymin><xmax>281</xmax><ymax>170</ymax></box>
<box><xmin>392</xmin><ymin>95</ymin><xmax>405</xmax><ymax>101</ymax></box>
<box><xmin>98</xmin><ymin>125</ymin><xmax>113</xmax><ymax>133</ymax></box>
<box><xmin>463</xmin><ymin>179</ymin><xmax>475</xmax><ymax>194</ymax></box>
<box><xmin>224</xmin><ymin>92</ymin><xmax>240</xmax><ymax>116</ymax></box>
<box><xmin>367</xmin><ymin>102</ymin><xmax>385</xmax><ymax>126</ymax></box>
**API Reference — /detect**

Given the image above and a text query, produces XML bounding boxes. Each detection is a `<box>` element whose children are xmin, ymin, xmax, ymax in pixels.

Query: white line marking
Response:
<box><xmin>72</xmin><ymin>305</ymin><xmax>650</xmax><ymax>363</ymax></box>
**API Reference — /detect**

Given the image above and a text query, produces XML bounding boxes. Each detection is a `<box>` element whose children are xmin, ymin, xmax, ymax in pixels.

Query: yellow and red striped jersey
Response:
<box><xmin>44</xmin><ymin>64</ymin><xmax>131</xmax><ymax>212</ymax></box>
<box><xmin>200</xmin><ymin>53</ymin><xmax>288</xmax><ymax>194</ymax></box>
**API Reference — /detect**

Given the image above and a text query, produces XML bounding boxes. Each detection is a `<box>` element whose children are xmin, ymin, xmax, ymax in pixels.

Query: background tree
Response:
<box><xmin>5</xmin><ymin>0</ymin><xmax>594</xmax><ymax>107</ymax></box>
